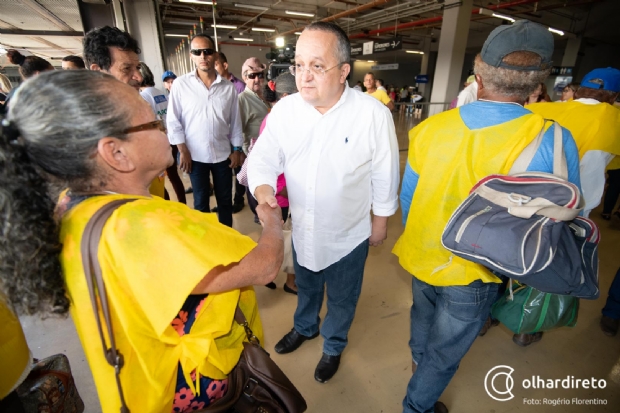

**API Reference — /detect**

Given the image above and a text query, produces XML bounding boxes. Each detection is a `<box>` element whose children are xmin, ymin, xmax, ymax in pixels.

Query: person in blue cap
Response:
<box><xmin>162</xmin><ymin>70</ymin><xmax>177</xmax><ymax>94</ymax></box>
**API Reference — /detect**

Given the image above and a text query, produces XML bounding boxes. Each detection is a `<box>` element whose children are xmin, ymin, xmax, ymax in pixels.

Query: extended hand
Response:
<box><xmin>229</xmin><ymin>151</ymin><xmax>245</xmax><ymax>168</ymax></box>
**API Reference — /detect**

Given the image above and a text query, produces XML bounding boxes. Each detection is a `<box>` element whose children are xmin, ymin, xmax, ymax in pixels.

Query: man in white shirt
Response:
<box><xmin>167</xmin><ymin>34</ymin><xmax>244</xmax><ymax>227</ymax></box>
<box><xmin>248</xmin><ymin>22</ymin><xmax>399</xmax><ymax>384</ymax></box>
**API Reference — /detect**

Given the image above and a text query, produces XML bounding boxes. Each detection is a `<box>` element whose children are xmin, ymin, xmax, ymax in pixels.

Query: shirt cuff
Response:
<box><xmin>372</xmin><ymin>199</ymin><xmax>399</xmax><ymax>217</ymax></box>
<box><xmin>168</xmin><ymin>134</ymin><xmax>186</xmax><ymax>145</ymax></box>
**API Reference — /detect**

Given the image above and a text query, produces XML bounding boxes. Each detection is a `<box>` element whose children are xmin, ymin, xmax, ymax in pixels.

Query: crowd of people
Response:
<box><xmin>0</xmin><ymin>18</ymin><xmax>619</xmax><ymax>413</ymax></box>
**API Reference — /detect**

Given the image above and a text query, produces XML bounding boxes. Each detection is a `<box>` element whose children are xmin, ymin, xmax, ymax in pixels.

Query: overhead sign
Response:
<box><xmin>371</xmin><ymin>63</ymin><xmax>399</xmax><ymax>71</ymax></box>
<box><xmin>351</xmin><ymin>37</ymin><xmax>403</xmax><ymax>57</ymax></box>
<box><xmin>550</xmin><ymin>66</ymin><xmax>573</xmax><ymax>76</ymax></box>
<box><xmin>415</xmin><ymin>74</ymin><xmax>429</xmax><ymax>83</ymax></box>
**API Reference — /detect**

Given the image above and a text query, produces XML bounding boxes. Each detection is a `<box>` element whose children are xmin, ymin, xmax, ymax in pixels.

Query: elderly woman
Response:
<box><xmin>0</xmin><ymin>70</ymin><xmax>283</xmax><ymax>413</ymax></box>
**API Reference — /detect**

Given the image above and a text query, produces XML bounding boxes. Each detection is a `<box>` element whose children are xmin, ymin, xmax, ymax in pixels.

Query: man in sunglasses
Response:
<box><xmin>167</xmin><ymin>34</ymin><xmax>244</xmax><ymax>227</ymax></box>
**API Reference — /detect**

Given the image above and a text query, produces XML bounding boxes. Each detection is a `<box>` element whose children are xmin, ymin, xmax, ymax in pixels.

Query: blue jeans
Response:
<box><xmin>403</xmin><ymin>276</ymin><xmax>499</xmax><ymax>413</ymax></box>
<box><xmin>188</xmin><ymin>159</ymin><xmax>233</xmax><ymax>227</ymax></box>
<box><xmin>292</xmin><ymin>239</ymin><xmax>369</xmax><ymax>356</ymax></box>
<box><xmin>602</xmin><ymin>267</ymin><xmax>620</xmax><ymax>319</ymax></box>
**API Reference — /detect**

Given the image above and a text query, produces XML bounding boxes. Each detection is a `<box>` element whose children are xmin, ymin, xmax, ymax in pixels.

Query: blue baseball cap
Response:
<box><xmin>580</xmin><ymin>67</ymin><xmax>620</xmax><ymax>92</ymax></box>
<box><xmin>481</xmin><ymin>20</ymin><xmax>553</xmax><ymax>71</ymax></box>
<box><xmin>162</xmin><ymin>70</ymin><xmax>177</xmax><ymax>81</ymax></box>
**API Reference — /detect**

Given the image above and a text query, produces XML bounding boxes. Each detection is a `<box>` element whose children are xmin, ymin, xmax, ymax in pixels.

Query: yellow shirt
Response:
<box><xmin>59</xmin><ymin>194</ymin><xmax>260</xmax><ymax>412</ymax></box>
<box><xmin>0</xmin><ymin>296</ymin><xmax>31</xmax><ymax>399</ymax></box>
<box><xmin>367</xmin><ymin>89</ymin><xmax>392</xmax><ymax>105</ymax></box>
<box><xmin>393</xmin><ymin>109</ymin><xmax>548</xmax><ymax>286</ymax></box>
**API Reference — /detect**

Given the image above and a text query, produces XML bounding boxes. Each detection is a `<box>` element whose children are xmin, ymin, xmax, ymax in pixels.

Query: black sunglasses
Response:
<box><xmin>246</xmin><ymin>72</ymin><xmax>265</xmax><ymax>80</ymax></box>
<box><xmin>190</xmin><ymin>48</ymin><xmax>216</xmax><ymax>56</ymax></box>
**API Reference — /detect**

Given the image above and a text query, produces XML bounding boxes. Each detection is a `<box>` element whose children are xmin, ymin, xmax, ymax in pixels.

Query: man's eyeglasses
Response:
<box><xmin>190</xmin><ymin>48</ymin><xmax>216</xmax><ymax>57</ymax></box>
<box><xmin>289</xmin><ymin>63</ymin><xmax>342</xmax><ymax>77</ymax></box>
<box><xmin>246</xmin><ymin>72</ymin><xmax>265</xmax><ymax>80</ymax></box>
<box><xmin>122</xmin><ymin>119</ymin><xmax>166</xmax><ymax>135</ymax></box>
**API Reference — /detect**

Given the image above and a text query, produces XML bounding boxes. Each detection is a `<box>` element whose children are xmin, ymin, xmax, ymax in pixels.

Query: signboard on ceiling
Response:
<box><xmin>371</xmin><ymin>63</ymin><xmax>399</xmax><ymax>70</ymax></box>
<box><xmin>352</xmin><ymin>37</ymin><xmax>403</xmax><ymax>57</ymax></box>
<box><xmin>415</xmin><ymin>74</ymin><xmax>429</xmax><ymax>83</ymax></box>
<box><xmin>550</xmin><ymin>66</ymin><xmax>573</xmax><ymax>76</ymax></box>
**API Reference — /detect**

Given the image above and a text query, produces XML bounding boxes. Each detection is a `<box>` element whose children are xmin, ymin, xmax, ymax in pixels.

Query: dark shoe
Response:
<box><xmin>434</xmin><ymin>401</ymin><xmax>449</xmax><ymax>413</ymax></box>
<box><xmin>479</xmin><ymin>317</ymin><xmax>500</xmax><ymax>336</ymax></box>
<box><xmin>600</xmin><ymin>316</ymin><xmax>619</xmax><ymax>337</ymax></box>
<box><xmin>212</xmin><ymin>206</ymin><xmax>218</xmax><ymax>213</ymax></box>
<box><xmin>184</xmin><ymin>187</ymin><xmax>193</xmax><ymax>194</ymax></box>
<box><xmin>512</xmin><ymin>332</ymin><xmax>543</xmax><ymax>347</ymax></box>
<box><xmin>254</xmin><ymin>215</ymin><xmax>260</xmax><ymax>224</ymax></box>
<box><xmin>314</xmin><ymin>353</ymin><xmax>341</xmax><ymax>383</ymax></box>
<box><xmin>274</xmin><ymin>328</ymin><xmax>319</xmax><ymax>354</ymax></box>
<box><xmin>601</xmin><ymin>213</ymin><xmax>611</xmax><ymax>220</ymax></box>
<box><xmin>283</xmin><ymin>283</ymin><xmax>298</xmax><ymax>295</ymax></box>
<box><xmin>265</xmin><ymin>282</ymin><xmax>277</xmax><ymax>290</ymax></box>
<box><xmin>233</xmin><ymin>201</ymin><xmax>245</xmax><ymax>213</ymax></box>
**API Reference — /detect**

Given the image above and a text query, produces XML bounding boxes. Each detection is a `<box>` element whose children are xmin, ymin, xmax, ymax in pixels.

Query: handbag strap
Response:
<box><xmin>509</xmin><ymin>121</ymin><xmax>568</xmax><ymax>180</ymax></box>
<box><xmin>234</xmin><ymin>306</ymin><xmax>261</xmax><ymax>345</ymax></box>
<box><xmin>80</xmin><ymin>198</ymin><xmax>137</xmax><ymax>413</ymax></box>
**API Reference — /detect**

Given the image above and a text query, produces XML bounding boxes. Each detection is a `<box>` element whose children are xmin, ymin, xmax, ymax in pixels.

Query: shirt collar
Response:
<box><xmin>190</xmin><ymin>69</ymin><xmax>222</xmax><ymax>85</ymax></box>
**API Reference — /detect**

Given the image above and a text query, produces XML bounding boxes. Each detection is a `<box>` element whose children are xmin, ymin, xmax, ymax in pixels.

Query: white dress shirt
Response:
<box><xmin>167</xmin><ymin>71</ymin><xmax>243</xmax><ymax>163</ymax></box>
<box><xmin>248</xmin><ymin>86</ymin><xmax>400</xmax><ymax>271</ymax></box>
<box><xmin>456</xmin><ymin>81</ymin><xmax>478</xmax><ymax>107</ymax></box>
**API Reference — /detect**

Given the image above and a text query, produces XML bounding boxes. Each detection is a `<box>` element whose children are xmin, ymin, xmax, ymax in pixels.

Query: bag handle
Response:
<box><xmin>234</xmin><ymin>306</ymin><xmax>261</xmax><ymax>345</ymax></box>
<box><xmin>80</xmin><ymin>198</ymin><xmax>137</xmax><ymax>413</ymax></box>
<box><xmin>509</xmin><ymin>121</ymin><xmax>568</xmax><ymax>180</ymax></box>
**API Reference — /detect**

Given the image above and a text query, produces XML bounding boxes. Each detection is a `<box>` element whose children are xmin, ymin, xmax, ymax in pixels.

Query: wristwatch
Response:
<box><xmin>233</xmin><ymin>146</ymin><xmax>243</xmax><ymax>153</ymax></box>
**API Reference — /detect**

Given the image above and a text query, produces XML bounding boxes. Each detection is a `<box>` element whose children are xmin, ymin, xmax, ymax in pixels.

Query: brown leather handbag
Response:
<box><xmin>81</xmin><ymin>199</ymin><xmax>307</xmax><ymax>413</ymax></box>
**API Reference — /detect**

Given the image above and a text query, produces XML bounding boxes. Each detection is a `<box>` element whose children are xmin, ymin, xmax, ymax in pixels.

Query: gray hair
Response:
<box><xmin>9</xmin><ymin>70</ymin><xmax>132</xmax><ymax>189</ymax></box>
<box><xmin>304</xmin><ymin>22</ymin><xmax>351</xmax><ymax>65</ymax></box>
<box><xmin>474</xmin><ymin>52</ymin><xmax>550</xmax><ymax>102</ymax></box>
<box><xmin>274</xmin><ymin>72</ymin><xmax>298</xmax><ymax>99</ymax></box>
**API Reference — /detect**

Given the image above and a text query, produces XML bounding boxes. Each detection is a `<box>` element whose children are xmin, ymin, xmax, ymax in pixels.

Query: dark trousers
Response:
<box><xmin>0</xmin><ymin>391</ymin><xmax>25</xmax><ymax>413</ymax></box>
<box><xmin>189</xmin><ymin>159</ymin><xmax>233</xmax><ymax>227</ymax></box>
<box><xmin>166</xmin><ymin>146</ymin><xmax>186</xmax><ymax>204</ymax></box>
<box><xmin>234</xmin><ymin>166</ymin><xmax>245</xmax><ymax>205</ymax></box>
<box><xmin>603</xmin><ymin>168</ymin><xmax>620</xmax><ymax>214</ymax></box>
<box><xmin>603</xmin><ymin>267</ymin><xmax>620</xmax><ymax>320</ymax></box>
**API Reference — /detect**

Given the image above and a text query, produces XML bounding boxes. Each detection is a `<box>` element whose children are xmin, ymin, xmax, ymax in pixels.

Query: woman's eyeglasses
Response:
<box><xmin>190</xmin><ymin>48</ymin><xmax>215</xmax><ymax>56</ymax></box>
<box><xmin>246</xmin><ymin>72</ymin><xmax>265</xmax><ymax>80</ymax></box>
<box><xmin>122</xmin><ymin>119</ymin><xmax>166</xmax><ymax>135</ymax></box>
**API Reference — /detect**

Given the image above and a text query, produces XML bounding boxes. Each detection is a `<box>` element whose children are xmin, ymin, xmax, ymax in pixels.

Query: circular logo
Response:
<box><xmin>484</xmin><ymin>365</ymin><xmax>515</xmax><ymax>401</ymax></box>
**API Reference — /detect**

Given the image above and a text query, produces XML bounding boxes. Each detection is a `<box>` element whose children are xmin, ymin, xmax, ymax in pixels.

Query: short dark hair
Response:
<box><xmin>83</xmin><ymin>26</ymin><xmax>141</xmax><ymax>71</ymax></box>
<box><xmin>217</xmin><ymin>51</ymin><xmax>228</xmax><ymax>63</ymax></box>
<box><xmin>304</xmin><ymin>22</ymin><xmax>350</xmax><ymax>64</ymax></box>
<box><xmin>365</xmin><ymin>72</ymin><xmax>375</xmax><ymax>80</ymax></box>
<box><xmin>377</xmin><ymin>78</ymin><xmax>384</xmax><ymax>86</ymax></box>
<box><xmin>190</xmin><ymin>34</ymin><xmax>216</xmax><ymax>49</ymax></box>
<box><xmin>62</xmin><ymin>55</ymin><xmax>85</xmax><ymax>69</ymax></box>
<box><xmin>6</xmin><ymin>49</ymin><xmax>53</xmax><ymax>79</ymax></box>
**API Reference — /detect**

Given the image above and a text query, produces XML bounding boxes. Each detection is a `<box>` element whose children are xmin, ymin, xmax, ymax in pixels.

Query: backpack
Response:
<box><xmin>441</xmin><ymin>121</ymin><xmax>600</xmax><ymax>299</ymax></box>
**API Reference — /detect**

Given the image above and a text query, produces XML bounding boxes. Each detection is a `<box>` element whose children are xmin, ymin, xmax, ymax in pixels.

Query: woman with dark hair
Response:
<box><xmin>61</xmin><ymin>55</ymin><xmax>86</xmax><ymax>70</ymax></box>
<box><xmin>0</xmin><ymin>69</ymin><xmax>283</xmax><ymax>412</ymax></box>
<box><xmin>2</xmin><ymin>50</ymin><xmax>53</xmax><ymax>112</ymax></box>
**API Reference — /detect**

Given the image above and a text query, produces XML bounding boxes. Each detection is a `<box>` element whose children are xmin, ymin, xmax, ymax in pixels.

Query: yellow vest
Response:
<box><xmin>393</xmin><ymin>109</ymin><xmax>549</xmax><ymax>286</ymax></box>
<box><xmin>59</xmin><ymin>194</ymin><xmax>259</xmax><ymax>412</ymax></box>
<box><xmin>0</xmin><ymin>297</ymin><xmax>31</xmax><ymax>399</ymax></box>
<box><xmin>528</xmin><ymin>100</ymin><xmax>620</xmax><ymax>158</ymax></box>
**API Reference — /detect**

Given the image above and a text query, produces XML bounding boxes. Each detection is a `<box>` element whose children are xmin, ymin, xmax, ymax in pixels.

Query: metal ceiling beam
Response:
<box><xmin>29</xmin><ymin>36</ymin><xmax>76</xmax><ymax>55</ymax></box>
<box><xmin>20</xmin><ymin>0</ymin><xmax>75</xmax><ymax>32</ymax></box>
<box><xmin>0</xmin><ymin>29</ymin><xmax>83</xmax><ymax>37</ymax></box>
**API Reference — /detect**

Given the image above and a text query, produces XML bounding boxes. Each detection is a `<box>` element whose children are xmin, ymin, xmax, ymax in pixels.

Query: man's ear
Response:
<box><xmin>90</xmin><ymin>63</ymin><xmax>102</xmax><ymax>72</ymax></box>
<box><xmin>223</xmin><ymin>62</ymin><xmax>229</xmax><ymax>72</ymax></box>
<box><xmin>97</xmin><ymin>137</ymin><xmax>136</xmax><ymax>173</ymax></box>
<box><xmin>340</xmin><ymin>63</ymin><xmax>351</xmax><ymax>84</ymax></box>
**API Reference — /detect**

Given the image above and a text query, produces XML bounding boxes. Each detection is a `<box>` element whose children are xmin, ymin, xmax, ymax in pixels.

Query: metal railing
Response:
<box><xmin>394</xmin><ymin>102</ymin><xmax>452</xmax><ymax>119</ymax></box>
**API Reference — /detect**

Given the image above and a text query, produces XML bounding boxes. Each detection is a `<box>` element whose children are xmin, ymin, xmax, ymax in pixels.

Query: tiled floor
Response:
<box><xmin>20</xmin><ymin>113</ymin><xmax>620</xmax><ymax>412</ymax></box>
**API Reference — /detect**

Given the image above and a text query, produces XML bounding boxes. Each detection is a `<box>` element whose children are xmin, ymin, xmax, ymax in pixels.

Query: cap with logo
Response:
<box><xmin>162</xmin><ymin>70</ymin><xmax>177</xmax><ymax>81</ymax></box>
<box><xmin>481</xmin><ymin>20</ymin><xmax>553</xmax><ymax>71</ymax></box>
<box><xmin>580</xmin><ymin>67</ymin><xmax>620</xmax><ymax>93</ymax></box>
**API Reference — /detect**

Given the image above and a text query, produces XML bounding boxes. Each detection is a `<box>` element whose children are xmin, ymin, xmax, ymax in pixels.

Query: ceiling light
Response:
<box><xmin>169</xmin><ymin>21</ymin><xmax>198</xmax><ymax>26</ymax></box>
<box><xmin>406</xmin><ymin>50</ymin><xmax>424</xmax><ymax>54</ymax></box>
<box><xmin>294</xmin><ymin>32</ymin><xmax>303</xmax><ymax>35</ymax></box>
<box><xmin>165</xmin><ymin>34</ymin><xmax>189</xmax><ymax>37</ymax></box>
<box><xmin>548</xmin><ymin>27</ymin><xmax>564</xmax><ymax>36</ymax></box>
<box><xmin>339</xmin><ymin>17</ymin><xmax>356</xmax><ymax>22</ymax></box>
<box><xmin>252</xmin><ymin>27</ymin><xmax>276</xmax><ymax>32</ymax></box>
<box><xmin>285</xmin><ymin>10</ymin><xmax>315</xmax><ymax>17</ymax></box>
<box><xmin>212</xmin><ymin>24</ymin><xmax>237</xmax><ymax>29</ymax></box>
<box><xmin>491</xmin><ymin>13</ymin><xmax>515</xmax><ymax>23</ymax></box>
<box><xmin>234</xmin><ymin>37</ymin><xmax>254</xmax><ymax>41</ymax></box>
<box><xmin>275</xmin><ymin>37</ymin><xmax>285</xmax><ymax>47</ymax></box>
<box><xmin>234</xmin><ymin>3</ymin><xmax>268</xmax><ymax>11</ymax></box>
<box><xmin>367</xmin><ymin>60</ymin><xmax>375</xmax><ymax>63</ymax></box>
<box><xmin>179</xmin><ymin>0</ymin><xmax>214</xmax><ymax>4</ymax></box>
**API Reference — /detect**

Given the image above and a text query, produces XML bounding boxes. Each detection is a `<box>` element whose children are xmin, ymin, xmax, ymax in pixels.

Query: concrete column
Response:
<box><xmin>561</xmin><ymin>37</ymin><xmax>582</xmax><ymax>67</ymax></box>
<box><xmin>429</xmin><ymin>0</ymin><xmax>473</xmax><ymax>113</ymax></box>
<box><xmin>418</xmin><ymin>36</ymin><xmax>432</xmax><ymax>96</ymax></box>
<box><xmin>122</xmin><ymin>0</ymin><xmax>167</xmax><ymax>90</ymax></box>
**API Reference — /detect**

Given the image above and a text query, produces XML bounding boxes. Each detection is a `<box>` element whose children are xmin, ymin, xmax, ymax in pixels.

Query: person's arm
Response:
<box><xmin>191</xmin><ymin>203</ymin><xmax>283</xmax><ymax>293</ymax></box>
<box><xmin>228</xmin><ymin>89</ymin><xmax>245</xmax><ymax>168</ymax></box>
<box><xmin>166</xmin><ymin>82</ymin><xmax>192</xmax><ymax>173</ymax></box>
<box><xmin>386</xmin><ymin>100</ymin><xmax>395</xmax><ymax>111</ymax></box>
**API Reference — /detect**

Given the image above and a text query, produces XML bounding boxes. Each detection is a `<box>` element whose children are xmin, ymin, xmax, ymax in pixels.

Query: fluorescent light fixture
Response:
<box><xmin>339</xmin><ymin>17</ymin><xmax>356</xmax><ymax>22</ymax></box>
<box><xmin>548</xmin><ymin>27</ymin><xmax>564</xmax><ymax>36</ymax></box>
<box><xmin>212</xmin><ymin>24</ymin><xmax>237</xmax><ymax>29</ymax></box>
<box><xmin>286</xmin><ymin>10</ymin><xmax>315</xmax><ymax>17</ymax></box>
<box><xmin>252</xmin><ymin>27</ymin><xmax>276</xmax><ymax>32</ymax></box>
<box><xmin>367</xmin><ymin>60</ymin><xmax>375</xmax><ymax>63</ymax></box>
<box><xmin>234</xmin><ymin>37</ymin><xmax>254</xmax><ymax>41</ymax></box>
<box><xmin>169</xmin><ymin>21</ymin><xmax>198</xmax><ymax>26</ymax></box>
<box><xmin>294</xmin><ymin>32</ymin><xmax>303</xmax><ymax>35</ymax></box>
<box><xmin>491</xmin><ymin>13</ymin><xmax>515</xmax><ymax>23</ymax></box>
<box><xmin>165</xmin><ymin>34</ymin><xmax>189</xmax><ymax>37</ymax></box>
<box><xmin>275</xmin><ymin>37</ymin><xmax>285</xmax><ymax>47</ymax></box>
<box><xmin>234</xmin><ymin>3</ymin><xmax>268</xmax><ymax>11</ymax></box>
<box><xmin>179</xmin><ymin>0</ymin><xmax>214</xmax><ymax>4</ymax></box>
<box><xmin>0</xmin><ymin>48</ymin><xmax>7</xmax><ymax>54</ymax></box>
<box><xmin>406</xmin><ymin>50</ymin><xmax>424</xmax><ymax>54</ymax></box>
